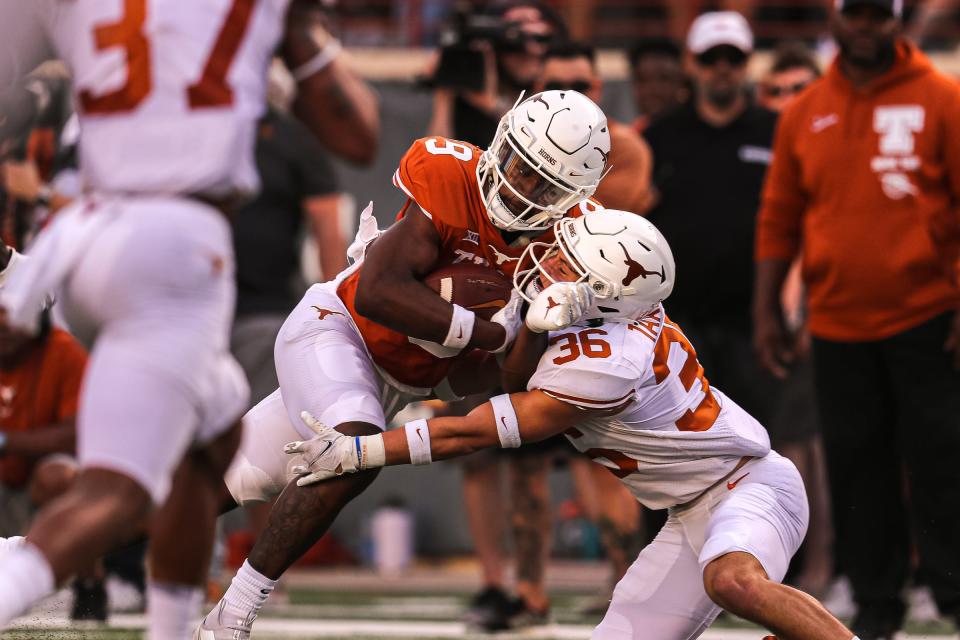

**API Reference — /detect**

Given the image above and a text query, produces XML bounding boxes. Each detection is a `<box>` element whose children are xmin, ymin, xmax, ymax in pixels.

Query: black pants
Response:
<box><xmin>671</xmin><ymin>319</ymin><xmax>784</xmax><ymax>430</ymax></box>
<box><xmin>812</xmin><ymin>312</ymin><xmax>960</xmax><ymax>624</ymax></box>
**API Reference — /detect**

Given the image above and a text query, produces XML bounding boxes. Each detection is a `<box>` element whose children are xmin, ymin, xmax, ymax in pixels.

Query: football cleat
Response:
<box><xmin>193</xmin><ymin>599</ymin><xmax>257</xmax><ymax>640</ymax></box>
<box><xmin>71</xmin><ymin>576</ymin><xmax>107</xmax><ymax>622</ymax></box>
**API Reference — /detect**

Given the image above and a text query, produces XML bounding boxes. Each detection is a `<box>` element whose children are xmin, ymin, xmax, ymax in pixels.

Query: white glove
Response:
<box><xmin>284</xmin><ymin>412</ymin><xmax>360</xmax><ymax>486</ymax></box>
<box><xmin>346</xmin><ymin>201</ymin><xmax>380</xmax><ymax>264</ymax></box>
<box><xmin>489</xmin><ymin>289</ymin><xmax>524</xmax><ymax>353</ymax></box>
<box><xmin>407</xmin><ymin>336</ymin><xmax>462</xmax><ymax>358</ymax></box>
<box><xmin>526</xmin><ymin>282</ymin><xmax>595</xmax><ymax>333</ymax></box>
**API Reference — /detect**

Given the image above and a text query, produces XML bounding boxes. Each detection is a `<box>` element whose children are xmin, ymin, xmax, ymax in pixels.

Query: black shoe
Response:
<box><xmin>851</xmin><ymin>599</ymin><xmax>905</xmax><ymax>640</ymax></box>
<box><xmin>850</xmin><ymin>613</ymin><xmax>901</xmax><ymax>640</ymax></box>
<box><xmin>71</xmin><ymin>577</ymin><xmax>107</xmax><ymax>622</ymax></box>
<box><xmin>463</xmin><ymin>586</ymin><xmax>512</xmax><ymax>629</ymax></box>
<box><xmin>484</xmin><ymin>596</ymin><xmax>550</xmax><ymax>632</ymax></box>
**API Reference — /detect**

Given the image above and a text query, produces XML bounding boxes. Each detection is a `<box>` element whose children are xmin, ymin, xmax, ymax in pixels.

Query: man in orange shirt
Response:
<box><xmin>754</xmin><ymin>1</ymin><xmax>960</xmax><ymax>638</ymax></box>
<box><xmin>0</xmin><ymin>300</ymin><xmax>99</xmax><ymax>619</ymax></box>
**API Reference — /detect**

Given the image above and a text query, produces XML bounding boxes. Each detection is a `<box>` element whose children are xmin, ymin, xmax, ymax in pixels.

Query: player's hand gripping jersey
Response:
<box><xmin>528</xmin><ymin>307</ymin><xmax>771</xmax><ymax>509</ymax></box>
<box><xmin>37</xmin><ymin>0</ymin><xmax>289</xmax><ymax>198</ymax></box>
<box><xmin>337</xmin><ymin>137</ymin><xmax>601</xmax><ymax>390</ymax></box>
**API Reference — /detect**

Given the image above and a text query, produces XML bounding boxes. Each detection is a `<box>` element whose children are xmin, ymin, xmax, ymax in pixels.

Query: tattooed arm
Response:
<box><xmin>282</xmin><ymin>0</ymin><xmax>379</xmax><ymax>165</ymax></box>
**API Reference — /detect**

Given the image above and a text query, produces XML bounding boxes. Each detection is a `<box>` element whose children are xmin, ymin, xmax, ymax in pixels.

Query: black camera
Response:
<box><xmin>431</xmin><ymin>1</ymin><xmax>546</xmax><ymax>92</ymax></box>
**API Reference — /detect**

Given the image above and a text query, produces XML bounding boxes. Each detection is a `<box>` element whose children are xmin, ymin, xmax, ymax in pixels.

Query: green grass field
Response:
<box><xmin>2</xmin><ymin>584</ymin><xmax>957</xmax><ymax>639</ymax></box>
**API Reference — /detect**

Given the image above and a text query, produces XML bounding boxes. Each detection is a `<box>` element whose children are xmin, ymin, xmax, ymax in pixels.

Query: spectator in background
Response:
<box><xmin>754</xmin><ymin>1</ymin><xmax>960</xmax><ymax>638</ymax></box>
<box><xmin>645</xmin><ymin>12</ymin><xmax>782</xmax><ymax>432</ymax></box>
<box><xmin>0</xmin><ymin>280</ymin><xmax>94</xmax><ymax>619</ymax></box>
<box><xmin>755</xmin><ymin>40</ymin><xmax>834</xmax><ymax>599</ymax></box>
<box><xmin>628</xmin><ymin>38</ymin><xmax>688</xmax><ymax>133</ymax></box>
<box><xmin>477</xmin><ymin>40</ymin><xmax>656</xmax><ymax>620</ymax></box>
<box><xmin>665</xmin><ymin>0</ymin><xmax>759</xmax><ymax>43</ymax></box>
<box><xmin>758</xmin><ymin>41</ymin><xmax>821</xmax><ymax>113</ymax></box>
<box><xmin>228</xmin><ymin>72</ymin><xmax>347</xmax><ymax>553</ymax></box>
<box><xmin>427</xmin><ymin>0</ymin><xmax>567</xmax><ymax>146</ymax></box>
<box><xmin>537</xmin><ymin>42</ymin><xmax>653</xmax><ymax>214</ymax></box>
<box><xmin>427</xmin><ymin>1</ymin><xmax>568</xmax><ymax>630</ymax></box>
<box><xmin>232</xmin><ymin>98</ymin><xmax>346</xmax><ymax>407</ymax></box>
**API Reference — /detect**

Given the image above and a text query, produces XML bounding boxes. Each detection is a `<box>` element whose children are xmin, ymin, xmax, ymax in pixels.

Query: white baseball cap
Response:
<box><xmin>686</xmin><ymin>11</ymin><xmax>754</xmax><ymax>55</ymax></box>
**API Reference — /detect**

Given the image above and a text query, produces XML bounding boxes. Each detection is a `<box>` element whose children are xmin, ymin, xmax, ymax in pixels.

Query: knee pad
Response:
<box><xmin>224</xmin><ymin>451</ymin><xmax>288</xmax><ymax>507</ymax></box>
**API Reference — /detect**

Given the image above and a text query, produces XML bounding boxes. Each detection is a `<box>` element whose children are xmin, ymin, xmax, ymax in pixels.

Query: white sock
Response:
<box><xmin>146</xmin><ymin>581</ymin><xmax>204</xmax><ymax>640</ymax></box>
<box><xmin>0</xmin><ymin>542</ymin><xmax>55</xmax><ymax>624</ymax></box>
<box><xmin>220</xmin><ymin>559</ymin><xmax>276</xmax><ymax>617</ymax></box>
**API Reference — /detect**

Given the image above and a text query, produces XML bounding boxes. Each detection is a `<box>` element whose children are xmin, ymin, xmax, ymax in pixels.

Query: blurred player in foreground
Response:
<box><xmin>285</xmin><ymin>209</ymin><xmax>857</xmax><ymax>640</ymax></box>
<box><xmin>0</xmin><ymin>0</ymin><xmax>376</xmax><ymax>636</ymax></box>
<box><xmin>197</xmin><ymin>89</ymin><xmax>610</xmax><ymax>638</ymax></box>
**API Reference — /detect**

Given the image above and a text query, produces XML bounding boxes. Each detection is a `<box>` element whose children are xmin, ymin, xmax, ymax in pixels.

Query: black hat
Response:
<box><xmin>835</xmin><ymin>0</ymin><xmax>902</xmax><ymax>18</ymax></box>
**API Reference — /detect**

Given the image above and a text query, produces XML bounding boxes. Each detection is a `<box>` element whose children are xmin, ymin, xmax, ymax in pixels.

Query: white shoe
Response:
<box><xmin>821</xmin><ymin>575</ymin><xmax>856</xmax><ymax>621</ymax></box>
<box><xmin>906</xmin><ymin>585</ymin><xmax>940</xmax><ymax>623</ymax></box>
<box><xmin>193</xmin><ymin>599</ymin><xmax>257</xmax><ymax>640</ymax></box>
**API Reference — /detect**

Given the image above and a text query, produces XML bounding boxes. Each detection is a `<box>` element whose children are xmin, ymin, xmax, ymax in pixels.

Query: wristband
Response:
<box><xmin>291</xmin><ymin>40</ymin><xmax>342</xmax><ymax>82</ymax></box>
<box><xmin>355</xmin><ymin>434</ymin><xmax>386</xmax><ymax>470</ymax></box>
<box><xmin>404</xmin><ymin>419</ymin><xmax>433</xmax><ymax>465</ymax></box>
<box><xmin>490</xmin><ymin>394</ymin><xmax>521</xmax><ymax>448</ymax></box>
<box><xmin>441</xmin><ymin>304</ymin><xmax>475</xmax><ymax>350</ymax></box>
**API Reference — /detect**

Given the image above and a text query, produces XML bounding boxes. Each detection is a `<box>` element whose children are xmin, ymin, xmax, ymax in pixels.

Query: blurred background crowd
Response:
<box><xmin>2</xmin><ymin>0</ymin><xmax>959</xmax><ymax>637</ymax></box>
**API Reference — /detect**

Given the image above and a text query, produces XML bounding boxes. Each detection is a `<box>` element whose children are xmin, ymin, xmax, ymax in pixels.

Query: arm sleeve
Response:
<box><xmin>755</xmin><ymin>107</ymin><xmax>807</xmax><ymax>262</ymax></box>
<box><xmin>527</xmin><ymin>334</ymin><xmax>636</xmax><ymax>411</ymax></box>
<box><xmin>53</xmin><ymin>331</ymin><xmax>87</xmax><ymax>422</ymax></box>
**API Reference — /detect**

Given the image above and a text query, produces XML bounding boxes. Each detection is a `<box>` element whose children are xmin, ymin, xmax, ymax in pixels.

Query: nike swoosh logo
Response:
<box><xmin>727</xmin><ymin>472</ymin><xmax>749</xmax><ymax>491</ymax></box>
<box><xmin>310</xmin><ymin>440</ymin><xmax>333</xmax><ymax>465</ymax></box>
<box><xmin>416</xmin><ymin>427</ymin><xmax>424</xmax><ymax>442</ymax></box>
<box><xmin>500</xmin><ymin>416</ymin><xmax>509</xmax><ymax>430</ymax></box>
<box><xmin>457</xmin><ymin>327</ymin><xmax>463</xmax><ymax>339</ymax></box>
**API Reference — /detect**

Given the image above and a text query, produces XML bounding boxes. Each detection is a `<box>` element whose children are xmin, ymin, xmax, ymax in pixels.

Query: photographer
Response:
<box><xmin>427</xmin><ymin>0</ymin><xmax>567</xmax><ymax>146</ymax></box>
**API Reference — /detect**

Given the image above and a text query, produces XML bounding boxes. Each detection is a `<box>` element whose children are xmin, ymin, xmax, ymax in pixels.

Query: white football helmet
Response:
<box><xmin>476</xmin><ymin>90</ymin><xmax>610</xmax><ymax>232</ymax></box>
<box><xmin>514</xmin><ymin>209</ymin><xmax>675</xmax><ymax>320</ymax></box>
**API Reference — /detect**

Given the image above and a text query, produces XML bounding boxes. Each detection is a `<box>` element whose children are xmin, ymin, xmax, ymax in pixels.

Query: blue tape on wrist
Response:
<box><xmin>355</xmin><ymin>436</ymin><xmax>362</xmax><ymax>467</ymax></box>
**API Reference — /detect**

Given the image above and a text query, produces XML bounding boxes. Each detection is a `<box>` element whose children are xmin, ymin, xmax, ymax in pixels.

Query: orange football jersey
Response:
<box><xmin>337</xmin><ymin>136</ymin><xmax>599</xmax><ymax>389</ymax></box>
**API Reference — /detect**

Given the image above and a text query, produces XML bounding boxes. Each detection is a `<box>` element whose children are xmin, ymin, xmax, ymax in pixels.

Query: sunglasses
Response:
<box><xmin>763</xmin><ymin>81</ymin><xmax>810</xmax><ymax>97</ymax></box>
<box><xmin>695</xmin><ymin>47</ymin><xmax>748</xmax><ymax>68</ymax></box>
<box><xmin>543</xmin><ymin>80</ymin><xmax>593</xmax><ymax>93</ymax></box>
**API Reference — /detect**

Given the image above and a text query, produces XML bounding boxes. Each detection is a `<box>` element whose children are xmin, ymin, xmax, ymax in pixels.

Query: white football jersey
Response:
<box><xmin>36</xmin><ymin>0</ymin><xmax>289</xmax><ymax>197</ymax></box>
<box><xmin>527</xmin><ymin>306</ymin><xmax>771</xmax><ymax>509</ymax></box>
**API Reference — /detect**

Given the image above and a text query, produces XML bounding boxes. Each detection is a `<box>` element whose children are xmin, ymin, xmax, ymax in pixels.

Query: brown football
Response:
<box><xmin>423</xmin><ymin>263</ymin><xmax>513</xmax><ymax>320</ymax></box>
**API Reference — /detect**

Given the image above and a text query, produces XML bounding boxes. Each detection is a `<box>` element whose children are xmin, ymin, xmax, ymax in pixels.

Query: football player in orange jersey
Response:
<box><xmin>287</xmin><ymin>209</ymin><xmax>856</xmax><ymax>640</ymax></box>
<box><xmin>197</xmin><ymin>89</ymin><xmax>611</xmax><ymax>638</ymax></box>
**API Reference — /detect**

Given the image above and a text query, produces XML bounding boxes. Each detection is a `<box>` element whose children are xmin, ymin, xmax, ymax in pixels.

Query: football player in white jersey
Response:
<box><xmin>285</xmin><ymin>209</ymin><xmax>858</xmax><ymax>640</ymax></box>
<box><xmin>0</xmin><ymin>0</ymin><xmax>376</xmax><ymax>636</ymax></box>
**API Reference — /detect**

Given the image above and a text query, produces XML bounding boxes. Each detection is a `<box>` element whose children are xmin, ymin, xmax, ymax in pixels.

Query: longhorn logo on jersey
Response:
<box><xmin>311</xmin><ymin>306</ymin><xmax>344</xmax><ymax>321</ymax></box>
<box><xmin>489</xmin><ymin>244</ymin><xmax>520</xmax><ymax>266</ymax></box>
